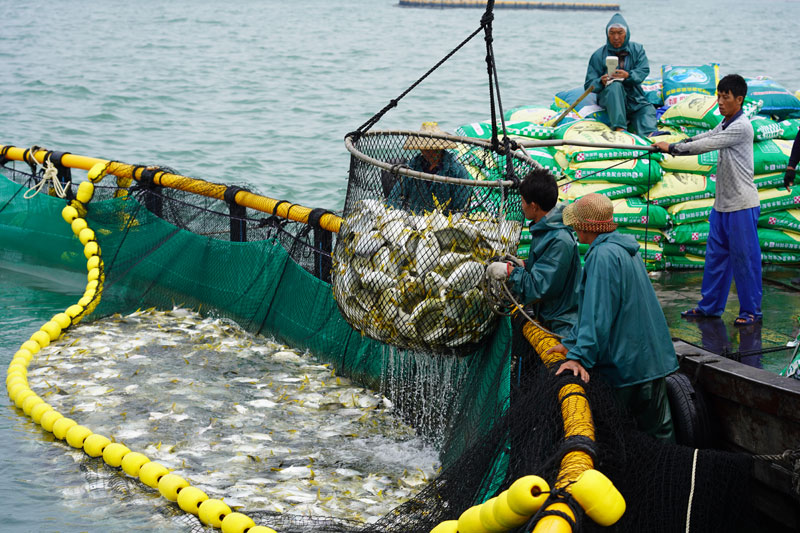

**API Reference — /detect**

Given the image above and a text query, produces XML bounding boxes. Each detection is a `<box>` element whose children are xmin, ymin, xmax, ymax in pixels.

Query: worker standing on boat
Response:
<box><xmin>388</xmin><ymin>121</ymin><xmax>471</xmax><ymax>214</ymax></box>
<box><xmin>548</xmin><ymin>193</ymin><xmax>678</xmax><ymax>441</ymax></box>
<box><xmin>655</xmin><ymin>74</ymin><xmax>762</xmax><ymax>326</ymax></box>
<box><xmin>585</xmin><ymin>13</ymin><xmax>657</xmax><ymax>136</ymax></box>
<box><xmin>486</xmin><ymin>167</ymin><xmax>580</xmax><ymax>337</ymax></box>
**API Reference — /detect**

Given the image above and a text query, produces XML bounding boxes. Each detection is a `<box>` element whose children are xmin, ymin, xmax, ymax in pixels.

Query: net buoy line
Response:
<box><xmin>5</xmin><ymin>162</ymin><xmax>278</xmax><ymax>533</ymax></box>
<box><xmin>0</xmin><ymin>144</ymin><xmax>343</xmax><ymax>234</ymax></box>
<box><xmin>429</xmin><ymin>322</ymin><xmax>625</xmax><ymax>533</ymax></box>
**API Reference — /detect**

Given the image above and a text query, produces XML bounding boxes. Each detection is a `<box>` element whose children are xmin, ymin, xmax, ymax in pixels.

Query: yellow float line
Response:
<box><xmin>0</xmin><ymin>145</ymin><xmax>342</xmax><ymax>234</ymax></box>
<box><xmin>5</xmin><ymin>168</ymin><xmax>277</xmax><ymax>533</ymax></box>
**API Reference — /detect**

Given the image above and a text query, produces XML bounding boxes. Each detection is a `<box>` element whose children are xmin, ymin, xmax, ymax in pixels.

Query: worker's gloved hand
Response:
<box><xmin>504</xmin><ymin>255</ymin><xmax>525</xmax><ymax>268</ymax></box>
<box><xmin>784</xmin><ymin>168</ymin><xmax>796</xmax><ymax>190</ymax></box>
<box><xmin>486</xmin><ymin>262</ymin><xmax>511</xmax><ymax>281</ymax></box>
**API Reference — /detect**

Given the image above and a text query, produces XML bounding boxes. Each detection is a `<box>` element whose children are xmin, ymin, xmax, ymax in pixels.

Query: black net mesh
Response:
<box><xmin>1</xmin><ymin>162</ymin><xmax>767</xmax><ymax>533</ymax></box>
<box><xmin>332</xmin><ymin>131</ymin><xmax>532</xmax><ymax>354</ymax></box>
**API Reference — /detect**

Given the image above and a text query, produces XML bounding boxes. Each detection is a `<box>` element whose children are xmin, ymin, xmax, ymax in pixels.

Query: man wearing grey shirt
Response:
<box><xmin>655</xmin><ymin>74</ymin><xmax>762</xmax><ymax>326</ymax></box>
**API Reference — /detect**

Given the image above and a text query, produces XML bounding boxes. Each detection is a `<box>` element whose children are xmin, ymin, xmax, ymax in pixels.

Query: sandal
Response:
<box><xmin>734</xmin><ymin>314</ymin><xmax>761</xmax><ymax>327</ymax></box>
<box><xmin>680</xmin><ymin>308</ymin><xmax>713</xmax><ymax>318</ymax></box>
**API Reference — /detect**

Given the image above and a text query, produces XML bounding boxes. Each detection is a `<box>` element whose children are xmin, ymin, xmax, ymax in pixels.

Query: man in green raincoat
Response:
<box><xmin>486</xmin><ymin>168</ymin><xmax>580</xmax><ymax>337</ymax></box>
<box><xmin>549</xmin><ymin>193</ymin><xmax>678</xmax><ymax>441</ymax></box>
<box><xmin>585</xmin><ymin>13</ymin><xmax>657</xmax><ymax>136</ymax></box>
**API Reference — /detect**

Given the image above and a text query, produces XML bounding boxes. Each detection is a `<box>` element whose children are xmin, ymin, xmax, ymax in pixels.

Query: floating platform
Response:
<box><xmin>399</xmin><ymin>0</ymin><xmax>620</xmax><ymax>10</ymax></box>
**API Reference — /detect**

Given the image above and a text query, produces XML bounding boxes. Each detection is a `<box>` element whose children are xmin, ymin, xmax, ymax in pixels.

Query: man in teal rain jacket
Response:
<box><xmin>486</xmin><ymin>168</ymin><xmax>580</xmax><ymax>337</ymax></box>
<box><xmin>585</xmin><ymin>13</ymin><xmax>657</xmax><ymax>136</ymax></box>
<box><xmin>549</xmin><ymin>193</ymin><xmax>678</xmax><ymax>441</ymax></box>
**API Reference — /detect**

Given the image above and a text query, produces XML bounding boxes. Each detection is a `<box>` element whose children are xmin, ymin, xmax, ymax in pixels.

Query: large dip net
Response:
<box><xmin>334</xmin><ymin>129</ymin><xmax>532</xmax><ymax>354</ymax></box>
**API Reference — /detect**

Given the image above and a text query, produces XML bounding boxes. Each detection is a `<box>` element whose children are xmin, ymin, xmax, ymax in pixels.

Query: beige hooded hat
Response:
<box><xmin>403</xmin><ymin>121</ymin><xmax>457</xmax><ymax>150</ymax></box>
<box><xmin>563</xmin><ymin>193</ymin><xmax>618</xmax><ymax>233</ymax></box>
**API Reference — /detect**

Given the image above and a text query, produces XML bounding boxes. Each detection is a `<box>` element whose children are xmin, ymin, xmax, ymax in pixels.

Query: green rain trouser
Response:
<box><xmin>598</xmin><ymin>82</ymin><xmax>657</xmax><ymax>136</ymax></box>
<box><xmin>614</xmin><ymin>377</ymin><xmax>676</xmax><ymax>442</ymax></box>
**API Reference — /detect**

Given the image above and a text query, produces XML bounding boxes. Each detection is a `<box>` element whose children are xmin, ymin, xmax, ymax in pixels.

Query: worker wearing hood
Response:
<box><xmin>584</xmin><ymin>13</ymin><xmax>657</xmax><ymax>136</ymax></box>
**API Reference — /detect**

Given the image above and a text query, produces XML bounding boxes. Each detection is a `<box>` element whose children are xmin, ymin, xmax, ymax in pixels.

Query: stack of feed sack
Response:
<box><xmin>554</xmin><ymin>119</ymin><xmax>662</xmax><ymax>202</ymax></box>
<box><xmin>610</xmin><ymin>197</ymin><xmax>669</xmax><ymax>270</ymax></box>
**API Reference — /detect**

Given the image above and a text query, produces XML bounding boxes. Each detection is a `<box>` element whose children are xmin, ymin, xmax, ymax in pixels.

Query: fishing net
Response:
<box><xmin>0</xmin><ymin>163</ymin><xmax>771</xmax><ymax>533</ymax></box>
<box><xmin>332</xmin><ymin>130</ymin><xmax>532</xmax><ymax>354</ymax></box>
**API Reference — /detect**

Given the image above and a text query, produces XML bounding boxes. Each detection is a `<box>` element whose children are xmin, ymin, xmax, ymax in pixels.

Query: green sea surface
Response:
<box><xmin>2</xmin><ymin>0</ymin><xmax>800</xmax><ymax>530</ymax></box>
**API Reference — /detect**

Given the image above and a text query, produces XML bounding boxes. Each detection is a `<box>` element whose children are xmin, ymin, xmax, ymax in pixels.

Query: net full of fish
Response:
<box><xmin>24</xmin><ymin>308</ymin><xmax>439</xmax><ymax>528</ymax></box>
<box><xmin>331</xmin><ymin>199</ymin><xmax>521</xmax><ymax>353</ymax></box>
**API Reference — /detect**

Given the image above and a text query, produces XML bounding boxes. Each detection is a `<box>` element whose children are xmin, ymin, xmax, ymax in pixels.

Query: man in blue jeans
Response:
<box><xmin>655</xmin><ymin>74</ymin><xmax>761</xmax><ymax>326</ymax></box>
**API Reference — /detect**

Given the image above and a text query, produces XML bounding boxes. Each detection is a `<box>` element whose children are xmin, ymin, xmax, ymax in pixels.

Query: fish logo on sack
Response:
<box><xmin>671</xmin><ymin>68</ymin><xmax>709</xmax><ymax>84</ymax></box>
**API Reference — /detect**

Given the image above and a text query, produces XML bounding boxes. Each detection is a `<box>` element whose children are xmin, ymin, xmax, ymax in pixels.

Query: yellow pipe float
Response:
<box><xmin>5</xmin><ymin>166</ymin><xmax>277</xmax><ymax>533</ymax></box>
<box><xmin>0</xmin><ymin>144</ymin><xmax>342</xmax><ymax>234</ymax></box>
<box><xmin>522</xmin><ymin>322</ymin><xmax>625</xmax><ymax>533</ymax></box>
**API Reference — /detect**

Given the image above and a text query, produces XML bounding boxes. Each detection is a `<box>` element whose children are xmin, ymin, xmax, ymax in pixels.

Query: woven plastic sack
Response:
<box><xmin>665</xmin><ymin>253</ymin><xmax>706</xmax><ymax>269</ymax></box>
<box><xmin>647</xmin><ymin>172</ymin><xmax>716</xmax><ymax>206</ymax></box>
<box><xmin>758</xmin><ymin>228</ymin><xmax>800</xmax><ymax>251</ymax></box>
<box><xmin>666</xmin><ymin>221</ymin><xmax>710</xmax><ymax>244</ymax></box>
<box><xmin>612</xmin><ymin>198</ymin><xmax>670</xmax><ymax>228</ymax></box>
<box><xmin>663</xmin><ymin>243</ymin><xmax>707</xmax><ymax>257</ymax></box>
<box><xmin>525</xmin><ymin>147</ymin><xmax>563</xmax><ymax>174</ymax></box>
<box><xmin>658</xmin><ymin>151</ymin><xmax>717</xmax><ymax>175</ymax></box>
<box><xmin>779</xmin><ymin>118</ymin><xmax>800</xmax><ymax>140</ymax></box>
<box><xmin>662</xmin><ymin>63</ymin><xmax>720</xmax><ymax>106</ymax></box>
<box><xmin>758</xmin><ymin>186</ymin><xmax>800</xmax><ymax>214</ymax></box>
<box><xmin>617</xmin><ymin>225</ymin><xmax>667</xmax><ymax>244</ymax></box>
<box><xmin>759</xmin><ymin>208</ymin><xmax>800</xmax><ymax>233</ymax></box>
<box><xmin>753</xmin><ymin>139</ymin><xmax>793</xmax><ymax>174</ymax></box>
<box><xmin>667</xmin><ymin>197</ymin><xmax>714</xmax><ymax>224</ymax></box>
<box><xmin>505</xmin><ymin>105</ymin><xmax>570</xmax><ymax>124</ymax></box>
<box><xmin>746</xmin><ymin>76</ymin><xmax>800</xmax><ymax>119</ymax></box>
<box><xmin>553</xmin><ymin>87</ymin><xmax>598</xmax><ymax>114</ymax></box>
<box><xmin>556</xmin><ymin>152</ymin><xmax>663</xmax><ymax>185</ymax></box>
<box><xmin>753</xmin><ymin>172</ymin><xmax>785</xmax><ymax>190</ymax></box>
<box><xmin>554</xmin><ymin>120</ymin><xmax>656</xmax><ymax>162</ymax></box>
<box><xmin>761</xmin><ymin>251</ymin><xmax>800</xmax><ymax>264</ymax></box>
<box><xmin>659</xmin><ymin>93</ymin><xmax>722</xmax><ymax>130</ymax></box>
<box><xmin>642</xmin><ymin>78</ymin><xmax>664</xmax><ymax>106</ymax></box>
<box><xmin>751</xmin><ymin>117</ymin><xmax>784</xmax><ymax>141</ymax></box>
<box><xmin>455</xmin><ymin>122</ymin><xmax>494</xmax><ymax>139</ymax></box>
<box><xmin>558</xmin><ymin>180</ymin><xmax>648</xmax><ymax>202</ymax></box>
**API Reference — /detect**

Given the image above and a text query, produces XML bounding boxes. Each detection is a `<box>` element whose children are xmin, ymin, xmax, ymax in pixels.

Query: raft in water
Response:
<box><xmin>398</xmin><ymin>0</ymin><xmax>620</xmax><ymax>10</ymax></box>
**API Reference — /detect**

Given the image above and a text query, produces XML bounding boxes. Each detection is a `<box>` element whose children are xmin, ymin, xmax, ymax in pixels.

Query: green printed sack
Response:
<box><xmin>751</xmin><ymin>117</ymin><xmax>784</xmax><ymax>141</ymax></box>
<box><xmin>505</xmin><ymin>105</ymin><xmax>572</xmax><ymax>125</ymax></box>
<box><xmin>456</xmin><ymin>122</ymin><xmax>493</xmax><ymax>139</ymax></box>
<box><xmin>746</xmin><ymin>77</ymin><xmax>800</xmax><ymax>119</ymax></box>
<box><xmin>665</xmin><ymin>253</ymin><xmax>706</xmax><ymax>270</ymax></box>
<box><xmin>758</xmin><ymin>186</ymin><xmax>800</xmax><ymax>214</ymax></box>
<box><xmin>758</xmin><ymin>209</ymin><xmax>800</xmax><ymax>233</ymax></box>
<box><xmin>558</xmin><ymin>180</ymin><xmax>649</xmax><ymax>202</ymax></box>
<box><xmin>662</xmin><ymin>64</ymin><xmax>720</xmax><ymax>107</ymax></box>
<box><xmin>778</xmin><ymin>118</ymin><xmax>800</xmax><ymax>140</ymax></box>
<box><xmin>666</xmin><ymin>221</ymin><xmax>710</xmax><ymax>244</ymax></box>
<box><xmin>659</xmin><ymin>93</ymin><xmax>721</xmax><ymax>130</ymax></box>
<box><xmin>647</xmin><ymin>172</ymin><xmax>715</xmax><ymax>206</ymax></box>
<box><xmin>636</xmin><ymin>240</ymin><xmax>665</xmax><ymax>262</ymax></box>
<box><xmin>663</xmin><ymin>243</ymin><xmax>707</xmax><ymax>257</ymax></box>
<box><xmin>753</xmin><ymin>173</ymin><xmax>785</xmax><ymax>190</ymax></box>
<box><xmin>761</xmin><ymin>251</ymin><xmax>800</xmax><ymax>265</ymax></box>
<box><xmin>555</xmin><ymin>120</ymin><xmax>656</xmax><ymax>163</ymax></box>
<box><xmin>658</xmin><ymin>151</ymin><xmax>717</xmax><ymax>175</ymax></box>
<box><xmin>617</xmin><ymin>226</ymin><xmax>667</xmax><ymax>244</ymax></box>
<box><xmin>667</xmin><ymin>198</ymin><xmax>714</xmax><ymax>224</ymax></box>
<box><xmin>758</xmin><ymin>228</ymin><xmax>800</xmax><ymax>251</ymax></box>
<box><xmin>642</xmin><ymin>78</ymin><xmax>663</xmax><ymax>106</ymax></box>
<box><xmin>504</xmin><ymin>121</ymin><xmax>555</xmax><ymax>140</ymax></box>
<box><xmin>526</xmin><ymin>146</ymin><xmax>563</xmax><ymax>174</ymax></box>
<box><xmin>753</xmin><ymin>139</ymin><xmax>793</xmax><ymax>174</ymax></box>
<box><xmin>561</xmin><ymin>155</ymin><xmax>663</xmax><ymax>186</ymax></box>
<box><xmin>612</xmin><ymin>198</ymin><xmax>670</xmax><ymax>229</ymax></box>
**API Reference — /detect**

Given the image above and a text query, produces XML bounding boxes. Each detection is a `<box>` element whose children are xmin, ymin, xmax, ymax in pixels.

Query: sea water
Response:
<box><xmin>2</xmin><ymin>0</ymin><xmax>800</xmax><ymax>530</ymax></box>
